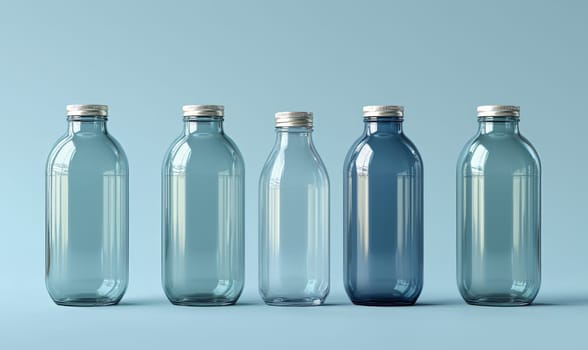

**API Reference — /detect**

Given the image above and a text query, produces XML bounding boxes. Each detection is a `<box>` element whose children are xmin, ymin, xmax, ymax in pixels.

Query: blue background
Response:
<box><xmin>1</xmin><ymin>0</ymin><xmax>586</xmax><ymax>348</ymax></box>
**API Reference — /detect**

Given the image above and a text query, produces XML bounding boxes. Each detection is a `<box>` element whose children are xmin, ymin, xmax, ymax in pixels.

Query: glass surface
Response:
<box><xmin>344</xmin><ymin>119</ymin><xmax>423</xmax><ymax>306</ymax></box>
<box><xmin>46</xmin><ymin>116</ymin><xmax>129</xmax><ymax>306</ymax></box>
<box><xmin>457</xmin><ymin>116</ymin><xmax>541</xmax><ymax>306</ymax></box>
<box><xmin>162</xmin><ymin>118</ymin><xmax>244</xmax><ymax>306</ymax></box>
<box><xmin>259</xmin><ymin>127</ymin><xmax>330</xmax><ymax>306</ymax></box>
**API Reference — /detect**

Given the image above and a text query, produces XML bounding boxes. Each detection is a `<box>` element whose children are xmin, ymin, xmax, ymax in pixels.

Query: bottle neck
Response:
<box><xmin>478</xmin><ymin>116</ymin><xmax>520</xmax><ymax>135</ymax></box>
<box><xmin>363</xmin><ymin>118</ymin><xmax>403</xmax><ymax>135</ymax></box>
<box><xmin>275</xmin><ymin>127</ymin><xmax>313</xmax><ymax>148</ymax></box>
<box><xmin>67</xmin><ymin>116</ymin><xmax>107</xmax><ymax>134</ymax></box>
<box><xmin>184</xmin><ymin>117</ymin><xmax>223</xmax><ymax>134</ymax></box>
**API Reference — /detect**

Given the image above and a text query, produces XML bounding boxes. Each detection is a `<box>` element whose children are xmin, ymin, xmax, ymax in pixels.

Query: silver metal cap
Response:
<box><xmin>275</xmin><ymin>111</ymin><xmax>313</xmax><ymax>128</ymax></box>
<box><xmin>182</xmin><ymin>105</ymin><xmax>224</xmax><ymax>117</ymax></box>
<box><xmin>477</xmin><ymin>105</ymin><xmax>520</xmax><ymax>117</ymax></box>
<box><xmin>363</xmin><ymin>105</ymin><xmax>404</xmax><ymax>118</ymax></box>
<box><xmin>66</xmin><ymin>104</ymin><xmax>108</xmax><ymax>117</ymax></box>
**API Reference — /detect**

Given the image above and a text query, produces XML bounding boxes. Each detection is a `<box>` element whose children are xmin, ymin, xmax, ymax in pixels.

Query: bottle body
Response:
<box><xmin>457</xmin><ymin>107</ymin><xmax>541</xmax><ymax>306</ymax></box>
<box><xmin>259</xmin><ymin>113</ymin><xmax>330</xmax><ymax>306</ymax></box>
<box><xmin>344</xmin><ymin>112</ymin><xmax>423</xmax><ymax>306</ymax></box>
<box><xmin>46</xmin><ymin>106</ymin><xmax>129</xmax><ymax>306</ymax></box>
<box><xmin>162</xmin><ymin>108</ymin><xmax>244</xmax><ymax>306</ymax></box>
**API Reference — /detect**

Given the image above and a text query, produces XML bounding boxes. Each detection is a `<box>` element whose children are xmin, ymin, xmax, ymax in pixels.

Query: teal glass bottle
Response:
<box><xmin>259</xmin><ymin>112</ymin><xmax>330</xmax><ymax>306</ymax></box>
<box><xmin>46</xmin><ymin>104</ymin><xmax>129</xmax><ymax>306</ymax></box>
<box><xmin>457</xmin><ymin>105</ymin><xmax>541</xmax><ymax>306</ymax></box>
<box><xmin>344</xmin><ymin>106</ymin><xmax>423</xmax><ymax>306</ymax></box>
<box><xmin>162</xmin><ymin>105</ymin><xmax>245</xmax><ymax>306</ymax></box>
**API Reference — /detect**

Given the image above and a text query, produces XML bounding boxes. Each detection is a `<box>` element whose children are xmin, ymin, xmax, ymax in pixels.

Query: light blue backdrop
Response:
<box><xmin>0</xmin><ymin>0</ymin><xmax>586</xmax><ymax>348</ymax></box>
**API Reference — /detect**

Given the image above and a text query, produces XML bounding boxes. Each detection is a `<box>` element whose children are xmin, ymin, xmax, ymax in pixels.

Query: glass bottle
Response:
<box><xmin>457</xmin><ymin>105</ymin><xmax>541</xmax><ymax>306</ymax></box>
<box><xmin>259</xmin><ymin>112</ymin><xmax>330</xmax><ymax>306</ymax></box>
<box><xmin>46</xmin><ymin>104</ymin><xmax>129</xmax><ymax>306</ymax></box>
<box><xmin>162</xmin><ymin>105</ymin><xmax>244</xmax><ymax>306</ymax></box>
<box><xmin>344</xmin><ymin>105</ymin><xmax>423</xmax><ymax>306</ymax></box>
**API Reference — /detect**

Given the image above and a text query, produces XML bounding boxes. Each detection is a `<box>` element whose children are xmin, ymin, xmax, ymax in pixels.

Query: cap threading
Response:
<box><xmin>275</xmin><ymin>111</ymin><xmax>313</xmax><ymax>128</ymax></box>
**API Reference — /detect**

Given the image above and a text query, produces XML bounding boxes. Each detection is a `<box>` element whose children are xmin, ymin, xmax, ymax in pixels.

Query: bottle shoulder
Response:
<box><xmin>344</xmin><ymin>133</ymin><xmax>423</xmax><ymax>173</ymax></box>
<box><xmin>259</xmin><ymin>143</ymin><xmax>329</xmax><ymax>185</ymax></box>
<box><xmin>46</xmin><ymin>133</ymin><xmax>128</xmax><ymax>174</ymax></box>
<box><xmin>458</xmin><ymin>134</ymin><xmax>540</xmax><ymax>175</ymax></box>
<box><xmin>163</xmin><ymin>132</ymin><xmax>244</xmax><ymax>173</ymax></box>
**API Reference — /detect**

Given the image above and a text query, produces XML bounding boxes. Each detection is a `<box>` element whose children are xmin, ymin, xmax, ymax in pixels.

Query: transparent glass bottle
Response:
<box><xmin>344</xmin><ymin>105</ymin><xmax>423</xmax><ymax>306</ymax></box>
<box><xmin>259</xmin><ymin>112</ymin><xmax>330</xmax><ymax>306</ymax></box>
<box><xmin>46</xmin><ymin>104</ymin><xmax>129</xmax><ymax>306</ymax></box>
<box><xmin>162</xmin><ymin>105</ymin><xmax>244</xmax><ymax>306</ymax></box>
<box><xmin>457</xmin><ymin>105</ymin><xmax>541</xmax><ymax>306</ymax></box>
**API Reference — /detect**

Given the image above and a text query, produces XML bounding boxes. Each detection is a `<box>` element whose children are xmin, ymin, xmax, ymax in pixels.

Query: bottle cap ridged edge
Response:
<box><xmin>66</xmin><ymin>104</ymin><xmax>108</xmax><ymax>116</ymax></box>
<box><xmin>183</xmin><ymin>105</ymin><xmax>224</xmax><ymax>117</ymax></box>
<box><xmin>275</xmin><ymin>111</ymin><xmax>313</xmax><ymax>128</ymax></box>
<box><xmin>363</xmin><ymin>105</ymin><xmax>404</xmax><ymax>117</ymax></box>
<box><xmin>477</xmin><ymin>105</ymin><xmax>520</xmax><ymax>117</ymax></box>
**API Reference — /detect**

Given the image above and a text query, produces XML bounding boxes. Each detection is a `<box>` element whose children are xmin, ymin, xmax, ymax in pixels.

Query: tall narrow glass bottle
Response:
<box><xmin>344</xmin><ymin>105</ymin><xmax>423</xmax><ymax>306</ymax></box>
<box><xmin>46</xmin><ymin>104</ymin><xmax>129</xmax><ymax>306</ymax></box>
<box><xmin>162</xmin><ymin>105</ymin><xmax>244</xmax><ymax>306</ymax></box>
<box><xmin>457</xmin><ymin>105</ymin><xmax>541</xmax><ymax>306</ymax></box>
<box><xmin>259</xmin><ymin>112</ymin><xmax>330</xmax><ymax>306</ymax></box>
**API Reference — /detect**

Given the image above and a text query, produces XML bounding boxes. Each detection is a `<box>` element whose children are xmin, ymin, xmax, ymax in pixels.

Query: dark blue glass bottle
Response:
<box><xmin>344</xmin><ymin>105</ymin><xmax>423</xmax><ymax>306</ymax></box>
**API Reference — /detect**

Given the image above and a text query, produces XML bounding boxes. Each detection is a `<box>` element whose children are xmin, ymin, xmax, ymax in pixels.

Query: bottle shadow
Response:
<box><xmin>117</xmin><ymin>297</ymin><xmax>169</xmax><ymax>306</ymax></box>
<box><xmin>232</xmin><ymin>301</ymin><xmax>265</xmax><ymax>307</ymax></box>
<box><xmin>531</xmin><ymin>296</ymin><xmax>588</xmax><ymax>307</ymax></box>
<box><xmin>413</xmin><ymin>299</ymin><xmax>463</xmax><ymax>306</ymax></box>
<box><xmin>319</xmin><ymin>302</ymin><xmax>351</xmax><ymax>307</ymax></box>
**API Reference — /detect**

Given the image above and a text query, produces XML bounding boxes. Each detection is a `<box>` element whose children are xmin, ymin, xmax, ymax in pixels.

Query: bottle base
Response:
<box><xmin>169</xmin><ymin>296</ymin><xmax>237</xmax><ymax>306</ymax></box>
<box><xmin>53</xmin><ymin>297</ymin><xmax>121</xmax><ymax>307</ymax></box>
<box><xmin>351</xmin><ymin>299</ymin><xmax>417</xmax><ymax>306</ymax></box>
<box><xmin>263</xmin><ymin>297</ymin><xmax>325</xmax><ymax>306</ymax></box>
<box><xmin>464</xmin><ymin>296</ymin><xmax>533</xmax><ymax>307</ymax></box>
